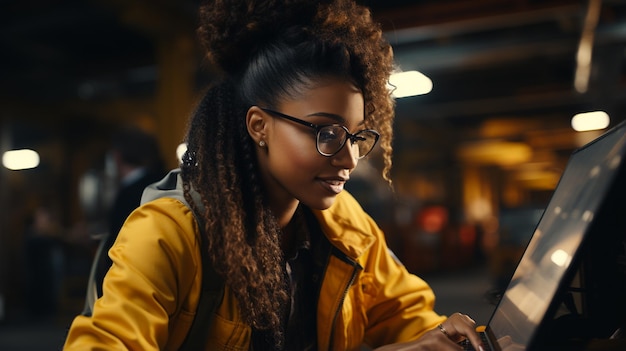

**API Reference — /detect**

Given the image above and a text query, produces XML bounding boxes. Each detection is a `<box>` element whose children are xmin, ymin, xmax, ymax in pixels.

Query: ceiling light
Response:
<box><xmin>388</xmin><ymin>70</ymin><xmax>433</xmax><ymax>98</ymax></box>
<box><xmin>571</xmin><ymin>111</ymin><xmax>610</xmax><ymax>132</ymax></box>
<box><xmin>2</xmin><ymin>149</ymin><xmax>40</xmax><ymax>170</ymax></box>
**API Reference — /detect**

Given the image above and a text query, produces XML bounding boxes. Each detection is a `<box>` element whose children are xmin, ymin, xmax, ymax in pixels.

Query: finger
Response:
<box><xmin>431</xmin><ymin>327</ymin><xmax>466</xmax><ymax>350</ymax></box>
<box><xmin>465</xmin><ymin>327</ymin><xmax>485</xmax><ymax>351</ymax></box>
<box><xmin>461</xmin><ymin>313</ymin><xmax>476</xmax><ymax>325</ymax></box>
<box><xmin>445</xmin><ymin>314</ymin><xmax>484</xmax><ymax>350</ymax></box>
<box><xmin>453</xmin><ymin>312</ymin><xmax>476</xmax><ymax>326</ymax></box>
<box><xmin>437</xmin><ymin>323</ymin><xmax>452</xmax><ymax>340</ymax></box>
<box><xmin>460</xmin><ymin>321</ymin><xmax>485</xmax><ymax>351</ymax></box>
<box><xmin>444</xmin><ymin>313</ymin><xmax>475</xmax><ymax>337</ymax></box>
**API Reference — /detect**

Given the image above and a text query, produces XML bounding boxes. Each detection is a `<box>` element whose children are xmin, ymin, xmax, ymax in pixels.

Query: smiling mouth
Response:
<box><xmin>319</xmin><ymin>178</ymin><xmax>347</xmax><ymax>194</ymax></box>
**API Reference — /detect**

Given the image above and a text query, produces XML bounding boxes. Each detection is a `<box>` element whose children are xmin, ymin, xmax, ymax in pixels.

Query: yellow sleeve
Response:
<box><xmin>336</xmin><ymin>192</ymin><xmax>447</xmax><ymax>346</ymax></box>
<box><xmin>362</xmin><ymin>228</ymin><xmax>446</xmax><ymax>346</ymax></box>
<box><xmin>316</xmin><ymin>191</ymin><xmax>446</xmax><ymax>347</ymax></box>
<box><xmin>63</xmin><ymin>198</ymin><xmax>202</xmax><ymax>351</ymax></box>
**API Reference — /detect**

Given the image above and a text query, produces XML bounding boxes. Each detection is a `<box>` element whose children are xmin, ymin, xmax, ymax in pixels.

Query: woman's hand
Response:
<box><xmin>373</xmin><ymin>313</ymin><xmax>485</xmax><ymax>351</ymax></box>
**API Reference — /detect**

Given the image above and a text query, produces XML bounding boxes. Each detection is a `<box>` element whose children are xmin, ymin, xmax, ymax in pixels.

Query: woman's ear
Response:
<box><xmin>246</xmin><ymin>106</ymin><xmax>268</xmax><ymax>146</ymax></box>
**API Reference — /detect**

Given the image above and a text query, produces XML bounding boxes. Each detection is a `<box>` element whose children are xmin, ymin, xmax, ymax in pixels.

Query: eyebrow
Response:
<box><xmin>305</xmin><ymin>112</ymin><xmax>366</xmax><ymax>126</ymax></box>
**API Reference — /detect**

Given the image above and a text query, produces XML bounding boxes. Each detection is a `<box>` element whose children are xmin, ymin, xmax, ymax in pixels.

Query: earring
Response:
<box><xmin>259</xmin><ymin>140</ymin><xmax>266</xmax><ymax>147</ymax></box>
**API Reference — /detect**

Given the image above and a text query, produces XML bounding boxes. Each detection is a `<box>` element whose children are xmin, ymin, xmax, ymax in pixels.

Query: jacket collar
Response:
<box><xmin>310</xmin><ymin>191</ymin><xmax>377</xmax><ymax>260</ymax></box>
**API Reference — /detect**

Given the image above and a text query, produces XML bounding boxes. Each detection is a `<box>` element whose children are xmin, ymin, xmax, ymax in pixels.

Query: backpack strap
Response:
<box><xmin>142</xmin><ymin>168</ymin><xmax>224</xmax><ymax>350</ymax></box>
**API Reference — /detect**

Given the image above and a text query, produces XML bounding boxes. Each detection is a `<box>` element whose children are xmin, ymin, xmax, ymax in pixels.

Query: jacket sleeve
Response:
<box><xmin>318</xmin><ymin>191</ymin><xmax>447</xmax><ymax>348</ymax></box>
<box><xmin>361</xmin><ymin>223</ymin><xmax>447</xmax><ymax>347</ymax></box>
<box><xmin>63</xmin><ymin>198</ymin><xmax>202</xmax><ymax>351</ymax></box>
<box><xmin>362</xmin><ymin>223</ymin><xmax>446</xmax><ymax>347</ymax></box>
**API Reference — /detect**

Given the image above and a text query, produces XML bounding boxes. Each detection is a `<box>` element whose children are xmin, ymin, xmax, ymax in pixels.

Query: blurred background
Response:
<box><xmin>1</xmin><ymin>0</ymin><xmax>625</xmax><ymax>349</ymax></box>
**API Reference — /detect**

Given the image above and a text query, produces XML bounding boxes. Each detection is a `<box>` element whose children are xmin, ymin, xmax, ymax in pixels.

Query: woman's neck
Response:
<box><xmin>281</xmin><ymin>212</ymin><xmax>298</xmax><ymax>254</ymax></box>
<box><xmin>267</xmin><ymin>196</ymin><xmax>301</xmax><ymax>254</ymax></box>
<box><xmin>271</xmin><ymin>199</ymin><xmax>300</xmax><ymax>229</ymax></box>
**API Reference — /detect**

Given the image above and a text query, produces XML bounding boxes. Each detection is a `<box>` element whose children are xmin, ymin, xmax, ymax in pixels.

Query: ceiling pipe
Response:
<box><xmin>574</xmin><ymin>0</ymin><xmax>602</xmax><ymax>94</ymax></box>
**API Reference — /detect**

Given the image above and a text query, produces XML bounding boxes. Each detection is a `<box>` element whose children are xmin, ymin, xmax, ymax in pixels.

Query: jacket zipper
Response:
<box><xmin>327</xmin><ymin>253</ymin><xmax>362</xmax><ymax>351</ymax></box>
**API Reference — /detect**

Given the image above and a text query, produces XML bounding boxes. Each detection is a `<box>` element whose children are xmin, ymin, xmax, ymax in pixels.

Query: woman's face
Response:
<box><xmin>253</xmin><ymin>78</ymin><xmax>365</xmax><ymax>212</ymax></box>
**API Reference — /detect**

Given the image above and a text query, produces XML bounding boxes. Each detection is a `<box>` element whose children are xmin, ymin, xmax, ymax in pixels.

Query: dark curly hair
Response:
<box><xmin>183</xmin><ymin>0</ymin><xmax>395</xmax><ymax>347</ymax></box>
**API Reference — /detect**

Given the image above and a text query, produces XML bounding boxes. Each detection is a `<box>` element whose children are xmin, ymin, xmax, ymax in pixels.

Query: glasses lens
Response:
<box><xmin>353</xmin><ymin>130</ymin><xmax>379</xmax><ymax>158</ymax></box>
<box><xmin>317</xmin><ymin>126</ymin><xmax>379</xmax><ymax>158</ymax></box>
<box><xmin>317</xmin><ymin>126</ymin><xmax>347</xmax><ymax>156</ymax></box>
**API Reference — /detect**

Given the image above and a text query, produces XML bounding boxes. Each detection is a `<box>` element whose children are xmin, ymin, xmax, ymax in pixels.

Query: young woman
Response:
<box><xmin>64</xmin><ymin>0</ymin><xmax>484</xmax><ymax>350</ymax></box>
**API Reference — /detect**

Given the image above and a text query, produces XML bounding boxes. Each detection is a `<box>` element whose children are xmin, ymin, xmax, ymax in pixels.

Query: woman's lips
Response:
<box><xmin>318</xmin><ymin>178</ymin><xmax>347</xmax><ymax>194</ymax></box>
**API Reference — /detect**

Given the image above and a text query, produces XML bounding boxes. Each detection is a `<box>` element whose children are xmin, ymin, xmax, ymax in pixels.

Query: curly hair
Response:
<box><xmin>184</xmin><ymin>0</ymin><xmax>395</xmax><ymax>347</ymax></box>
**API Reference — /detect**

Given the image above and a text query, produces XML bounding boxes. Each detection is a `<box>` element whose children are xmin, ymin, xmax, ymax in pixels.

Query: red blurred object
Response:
<box><xmin>416</xmin><ymin>206</ymin><xmax>448</xmax><ymax>233</ymax></box>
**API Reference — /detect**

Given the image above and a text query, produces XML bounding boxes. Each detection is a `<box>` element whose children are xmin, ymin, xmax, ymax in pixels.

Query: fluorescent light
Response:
<box><xmin>571</xmin><ymin>111</ymin><xmax>610</xmax><ymax>132</ymax></box>
<box><xmin>2</xmin><ymin>149</ymin><xmax>40</xmax><ymax>170</ymax></box>
<box><xmin>388</xmin><ymin>70</ymin><xmax>433</xmax><ymax>98</ymax></box>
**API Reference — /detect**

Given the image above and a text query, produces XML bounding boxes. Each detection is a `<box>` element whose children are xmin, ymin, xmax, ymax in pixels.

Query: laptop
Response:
<box><xmin>461</xmin><ymin>120</ymin><xmax>626</xmax><ymax>350</ymax></box>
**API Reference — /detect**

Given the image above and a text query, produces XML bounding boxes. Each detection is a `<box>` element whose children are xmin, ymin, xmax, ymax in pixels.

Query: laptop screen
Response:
<box><xmin>487</xmin><ymin>121</ymin><xmax>626</xmax><ymax>350</ymax></box>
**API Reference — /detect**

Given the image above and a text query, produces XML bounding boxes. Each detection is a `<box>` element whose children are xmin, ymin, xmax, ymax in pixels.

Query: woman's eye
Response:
<box><xmin>319</xmin><ymin>127</ymin><xmax>341</xmax><ymax>142</ymax></box>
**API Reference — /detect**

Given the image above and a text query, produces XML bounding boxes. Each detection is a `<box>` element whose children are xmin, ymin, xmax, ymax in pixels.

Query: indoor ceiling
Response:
<box><xmin>2</xmin><ymin>0</ymin><xmax>626</xmax><ymax>191</ymax></box>
<box><xmin>371</xmin><ymin>0</ymin><xmax>626</xmax><ymax>171</ymax></box>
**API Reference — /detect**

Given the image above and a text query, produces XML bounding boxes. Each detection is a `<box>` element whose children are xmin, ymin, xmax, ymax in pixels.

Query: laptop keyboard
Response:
<box><xmin>458</xmin><ymin>332</ymin><xmax>492</xmax><ymax>351</ymax></box>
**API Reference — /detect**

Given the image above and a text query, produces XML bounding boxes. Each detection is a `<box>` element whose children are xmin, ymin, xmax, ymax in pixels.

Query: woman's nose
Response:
<box><xmin>330</xmin><ymin>140</ymin><xmax>359</xmax><ymax>170</ymax></box>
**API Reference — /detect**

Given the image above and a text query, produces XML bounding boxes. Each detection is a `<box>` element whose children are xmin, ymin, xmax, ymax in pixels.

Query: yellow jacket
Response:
<box><xmin>64</xmin><ymin>191</ymin><xmax>445</xmax><ymax>350</ymax></box>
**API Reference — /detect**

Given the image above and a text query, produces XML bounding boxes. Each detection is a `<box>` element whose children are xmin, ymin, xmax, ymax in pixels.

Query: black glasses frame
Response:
<box><xmin>260</xmin><ymin>108</ymin><xmax>380</xmax><ymax>159</ymax></box>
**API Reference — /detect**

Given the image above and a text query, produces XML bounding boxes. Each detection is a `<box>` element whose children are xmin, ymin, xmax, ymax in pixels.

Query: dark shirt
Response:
<box><xmin>284</xmin><ymin>237</ymin><xmax>318</xmax><ymax>350</ymax></box>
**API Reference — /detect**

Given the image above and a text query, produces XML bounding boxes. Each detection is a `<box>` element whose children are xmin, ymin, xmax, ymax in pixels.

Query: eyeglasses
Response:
<box><xmin>260</xmin><ymin>108</ymin><xmax>380</xmax><ymax>159</ymax></box>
